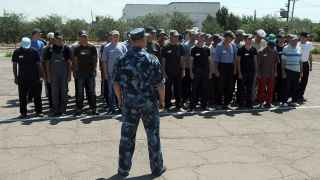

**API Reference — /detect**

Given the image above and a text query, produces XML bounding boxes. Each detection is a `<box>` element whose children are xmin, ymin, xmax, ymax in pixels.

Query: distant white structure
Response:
<box><xmin>122</xmin><ymin>2</ymin><xmax>221</xmax><ymax>28</ymax></box>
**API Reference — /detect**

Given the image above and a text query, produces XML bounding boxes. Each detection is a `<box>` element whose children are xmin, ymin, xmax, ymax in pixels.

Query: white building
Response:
<box><xmin>122</xmin><ymin>2</ymin><xmax>221</xmax><ymax>28</ymax></box>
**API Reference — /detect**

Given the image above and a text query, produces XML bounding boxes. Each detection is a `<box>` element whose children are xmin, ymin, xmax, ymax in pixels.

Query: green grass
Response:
<box><xmin>4</xmin><ymin>51</ymin><xmax>13</xmax><ymax>58</ymax></box>
<box><xmin>311</xmin><ymin>48</ymin><xmax>320</xmax><ymax>55</ymax></box>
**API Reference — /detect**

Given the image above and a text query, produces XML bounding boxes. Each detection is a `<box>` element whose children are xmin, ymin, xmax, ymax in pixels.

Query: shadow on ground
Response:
<box><xmin>97</xmin><ymin>174</ymin><xmax>156</xmax><ymax>180</ymax></box>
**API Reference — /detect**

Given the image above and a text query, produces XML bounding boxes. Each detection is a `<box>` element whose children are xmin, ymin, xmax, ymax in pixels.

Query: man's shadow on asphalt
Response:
<box><xmin>97</xmin><ymin>174</ymin><xmax>156</xmax><ymax>180</ymax></box>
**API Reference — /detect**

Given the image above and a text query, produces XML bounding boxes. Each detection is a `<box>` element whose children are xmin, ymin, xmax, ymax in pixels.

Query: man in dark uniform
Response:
<box><xmin>12</xmin><ymin>37</ymin><xmax>43</xmax><ymax>118</ymax></box>
<box><xmin>182</xmin><ymin>29</ymin><xmax>197</xmax><ymax>107</ymax></box>
<box><xmin>42</xmin><ymin>32</ymin><xmax>54</xmax><ymax>108</ymax></box>
<box><xmin>162</xmin><ymin>30</ymin><xmax>185</xmax><ymax>110</ymax></box>
<box><xmin>189</xmin><ymin>33</ymin><xmax>211</xmax><ymax>111</ymax></box>
<box><xmin>43</xmin><ymin>32</ymin><xmax>72</xmax><ymax>116</ymax></box>
<box><xmin>146</xmin><ymin>31</ymin><xmax>161</xmax><ymax>59</ymax></box>
<box><xmin>236</xmin><ymin>34</ymin><xmax>257</xmax><ymax>108</ymax></box>
<box><xmin>274</xmin><ymin>33</ymin><xmax>287</xmax><ymax>103</ymax></box>
<box><xmin>73</xmin><ymin>30</ymin><xmax>98</xmax><ymax>115</ymax></box>
<box><xmin>113</xmin><ymin>28</ymin><xmax>166</xmax><ymax>178</ymax></box>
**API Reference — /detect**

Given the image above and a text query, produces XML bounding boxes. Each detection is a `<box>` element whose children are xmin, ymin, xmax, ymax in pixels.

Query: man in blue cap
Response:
<box><xmin>113</xmin><ymin>28</ymin><xmax>166</xmax><ymax>178</ymax></box>
<box><xmin>12</xmin><ymin>37</ymin><xmax>43</xmax><ymax>118</ymax></box>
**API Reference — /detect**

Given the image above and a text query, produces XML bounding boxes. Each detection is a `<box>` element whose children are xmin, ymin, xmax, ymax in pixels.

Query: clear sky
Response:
<box><xmin>2</xmin><ymin>0</ymin><xmax>319</xmax><ymax>22</ymax></box>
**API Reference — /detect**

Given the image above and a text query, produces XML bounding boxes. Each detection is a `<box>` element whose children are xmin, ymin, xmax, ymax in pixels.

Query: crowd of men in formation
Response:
<box><xmin>12</xmin><ymin>27</ymin><xmax>314</xmax><ymax>118</ymax></box>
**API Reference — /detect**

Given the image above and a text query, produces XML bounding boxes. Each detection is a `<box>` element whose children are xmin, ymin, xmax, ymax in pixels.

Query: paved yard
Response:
<box><xmin>1</xmin><ymin>57</ymin><xmax>320</xmax><ymax>180</ymax></box>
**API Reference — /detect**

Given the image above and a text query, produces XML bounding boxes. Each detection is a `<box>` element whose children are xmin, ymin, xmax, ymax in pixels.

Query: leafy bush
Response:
<box><xmin>311</xmin><ymin>48</ymin><xmax>320</xmax><ymax>54</ymax></box>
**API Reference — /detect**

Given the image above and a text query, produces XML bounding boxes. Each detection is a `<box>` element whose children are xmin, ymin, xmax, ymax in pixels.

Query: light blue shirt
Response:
<box><xmin>31</xmin><ymin>40</ymin><xmax>45</xmax><ymax>54</ymax></box>
<box><xmin>214</xmin><ymin>42</ymin><xmax>237</xmax><ymax>64</ymax></box>
<box><xmin>282</xmin><ymin>44</ymin><xmax>302</xmax><ymax>72</ymax></box>
<box><xmin>102</xmin><ymin>42</ymin><xmax>127</xmax><ymax>77</ymax></box>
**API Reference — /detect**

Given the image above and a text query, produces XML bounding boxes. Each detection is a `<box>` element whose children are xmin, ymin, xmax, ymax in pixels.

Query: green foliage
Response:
<box><xmin>32</xmin><ymin>14</ymin><xmax>63</xmax><ymax>33</ymax></box>
<box><xmin>168</xmin><ymin>12</ymin><xmax>194</xmax><ymax>33</ymax></box>
<box><xmin>311</xmin><ymin>48</ymin><xmax>320</xmax><ymax>54</ymax></box>
<box><xmin>216</xmin><ymin>7</ymin><xmax>229</xmax><ymax>30</ymax></box>
<box><xmin>0</xmin><ymin>12</ymin><xmax>26</xmax><ymax>43</ymax></box>
<box><xmin>202</xmin><ymin>15</ymin><xmax>223</xmax><ymax>34</ymax></box>
<box><xmin>4</xmin><ymin>51</ymin><xmax>13</xmax><ymax>57</ymax></box>
<box><xmin>127</xmin><ymin>13</ymin><xmax>170</xmax><ymax>30</ymax></box>
<box><xmin>0</xmin><ymin>10</ymin><xmax>319</xmax><ymax>43</ymax></box>
<box><xmin>62</xmin><ymin>19</ymin><xmax>89</xmax><ymax>41</ymax></box>
<box><xmin>241</xmin><ymin>15</ymin><xmax>286</xmax><ymax>34</ymax></box>
<box><xmin>216</xmin><ymin>6</ymin><xmax>241</xmax><ymax>31</ymax></box>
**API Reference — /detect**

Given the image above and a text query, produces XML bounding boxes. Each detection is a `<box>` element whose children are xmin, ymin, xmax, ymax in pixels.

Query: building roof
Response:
<box><xmin>125</xmin><ymin>2</ymin><xmax>220</xmax><ymax>6</ymax></box>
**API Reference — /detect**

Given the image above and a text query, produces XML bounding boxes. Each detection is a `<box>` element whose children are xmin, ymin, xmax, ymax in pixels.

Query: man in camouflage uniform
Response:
<box><xmin>113</xmin><ymin>28</ymin><xmax>166</xmax><ymax>178</ymax></box>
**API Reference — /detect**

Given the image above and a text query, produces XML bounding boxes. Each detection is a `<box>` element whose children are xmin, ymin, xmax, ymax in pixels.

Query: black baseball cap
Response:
<box><xmin>223</xmin><ymin>30</ymin><xmax>235</xmax><ymax>38</ymax></box>
<box><xmin>54</xmin><ymin>32</ymin><xmax>63</xmax><ymax>39</ymax></box>
<box><xmin>79</xmin><ymin>30</ymin><xmax>88</xmax><ymax>37</ymax></box>
<box><xmin>300</xmin><ymin>32</ymin><xmax>310</xmax><ymax>38</ymax></box>
<box><xmin>32</xmin><ymin>28</ymin><xmax>41</xmax><ymax>36</ymax></box>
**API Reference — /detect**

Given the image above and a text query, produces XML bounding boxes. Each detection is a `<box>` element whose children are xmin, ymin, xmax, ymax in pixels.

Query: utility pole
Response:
<box><xmin>287</xmin><ymin>0</ymin><xmax>291</xmax><ymax>23</ymax></box>
<box><xmin>291</xmin><ymin>0</ymin><xmax>297</xmax><ymax>22</ymax></box>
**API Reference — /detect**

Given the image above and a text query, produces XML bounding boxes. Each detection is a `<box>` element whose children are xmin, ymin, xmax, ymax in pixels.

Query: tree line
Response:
<box><xmin>0</xmin><ymin>6</ymin><xmax>319</xmax><ymax>43</ymax></box>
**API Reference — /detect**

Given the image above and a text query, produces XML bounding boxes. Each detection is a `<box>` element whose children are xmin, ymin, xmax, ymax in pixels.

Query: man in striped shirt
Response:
<box><xmin>281</xmin><ymin>34</ymin><xmax>303</xmax><ymax>107</ymax></box>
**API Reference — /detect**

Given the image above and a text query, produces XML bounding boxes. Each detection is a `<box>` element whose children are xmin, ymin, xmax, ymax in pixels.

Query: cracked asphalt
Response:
<box><xmin>1</xmin><ymin>57</ymin><xmax>320</xmax><ymax>180</ymax></box>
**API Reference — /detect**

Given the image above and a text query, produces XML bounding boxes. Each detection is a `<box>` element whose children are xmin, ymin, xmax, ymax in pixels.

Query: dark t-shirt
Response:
<box><xmin>161</xmin><ymin>43</ymin><xmax>185</xmax><ymax>76</ymax></box>
<box><xmin>73</xmin><ymin>44</ymin><xmax>97</xmax><ymax>75</ymax></box>
<box><xmin>237</xmin><ymin>46</ymin><xmax>257</xmax><ymax>74</ymax></box>
<box><xmin>12</xmin><ymin>47</ymin><xmax>40</xmax><ymax>81</ymax></box>
<box><xmin>146</xmin><ymin>41</ymin><xmax>161</xmax><ymax>59</ymax></box>
<box><xmin>42</xmin><ymin>45</ymin><xmax>71</xmax><ymax>63</ymax></box>
<box><xmin>191</xmin><ymin>45</ymin><xmax>210</xmax><ymax>74</ymax></box>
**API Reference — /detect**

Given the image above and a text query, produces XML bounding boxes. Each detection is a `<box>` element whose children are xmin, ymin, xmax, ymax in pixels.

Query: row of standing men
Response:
<box><xmin>12</xmin><ymin>27</ymin><xmax>313</xmax><ymax>118</ymax></box>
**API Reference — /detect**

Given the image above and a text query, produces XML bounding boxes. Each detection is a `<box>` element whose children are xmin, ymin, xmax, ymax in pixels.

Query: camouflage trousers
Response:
<box><xmin>118</xmin><ymin>101</ymin><xmax>164</xmax><ymax>174</ymax></box>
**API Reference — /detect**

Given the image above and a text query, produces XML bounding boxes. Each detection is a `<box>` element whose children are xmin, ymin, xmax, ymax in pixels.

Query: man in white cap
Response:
<box><xmin>12</xmin><ymin>37</ymin><xmax>44</xmax><ymax>118</ymax></box>
<box><xmin>253</xmin><ymin>29</ymin><xmax>267</xmax><ymax>52</ymax></box>
<box><xmin>252</xmin><ymin>29</ymin><xmax>267</xmax><ymax>103</ymax></box>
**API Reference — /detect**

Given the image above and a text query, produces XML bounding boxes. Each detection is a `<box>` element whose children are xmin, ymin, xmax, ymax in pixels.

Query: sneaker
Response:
<box><xmin>74</xmin><ymin>110</ymin><xmax>82</xmax><ymax>116</ymax></box>
<box><xmin>19</xmin><ymin>114</ymin><xmax>27</xmax><ymax>119</ymax></box>
<box><xmin>117</xmin><ymin>171</ymin><xmax>129</xmax><ymax>178</ymax></box>
<box><xmin>107</xmin><ymin>109</ymin><xmax>117</xmax><ymax>115</ymax></box>
<box><xmin>289</xmin><ymin>102</ymin><xmax>300</xmax><ymax>107</ymax></box>
<box><xmin>90</xmin><ymin>109</ymin><xmax>98</xmax><ymax>116</ymax></box>
<box><xmin>35</xmin><ymin>113</ymin><xmax>44</xmax><ymax>117</ymax></box>
<box><xmin>187</xmin><ymin>107</ymin><xmax>194</xmax><ymax>112</ymax></box>
<box><xmin>281</xmin><ymin>102</ymin><xmax>289</xmax><ymax>107</ymax></box>
<box><xmin>152</xmin><ymin>166</ymin><xmax>167</xmax><ymax>177</ymax></box>
<box><xmin>264</xmin><ymin>103</ymin><xmax>272</xmax><ymax>109</ymax></box>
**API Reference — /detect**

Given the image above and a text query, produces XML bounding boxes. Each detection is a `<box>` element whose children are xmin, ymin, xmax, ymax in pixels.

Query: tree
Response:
<box><xmin>32</xmin><ymin>14</ymin><xmax>63</xmax><ymax>33</ymax></box>
<box><xmin>62</xmin><ymin>19</ymin><xmax>89</xmax><ymax>41</ymax></box>
<box><xmin>202</xmin><ymin>15</ymin><xmax>223</xmax><ymax>33</ymax></box>
<box><xmin>216</xmin><ymin>7</ymin><xmax>241</xmax><ymax>31</ymax></box>
<box><xmin>226</xmin><ymin>13</ymin><xmax>241</xmax><ymax>31</ymax></box>
<box><xmin>0</xmin><ymin>12</ymin><xmax>26</xmax><ymax>43</ymax></box>
<box><xmin>127</xmin><ymin>13</ymin><xmax>170</xmax><ymax>30</ymax></box>
<box><xmin>216</xmin><ymin>7</ymin><xmax>229</xmax><ymax>30</ymax></box>
<box><xmin>168</xmin><ymin>12</ymin><xmax>194</xmax><ymax>33</ymax></box>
